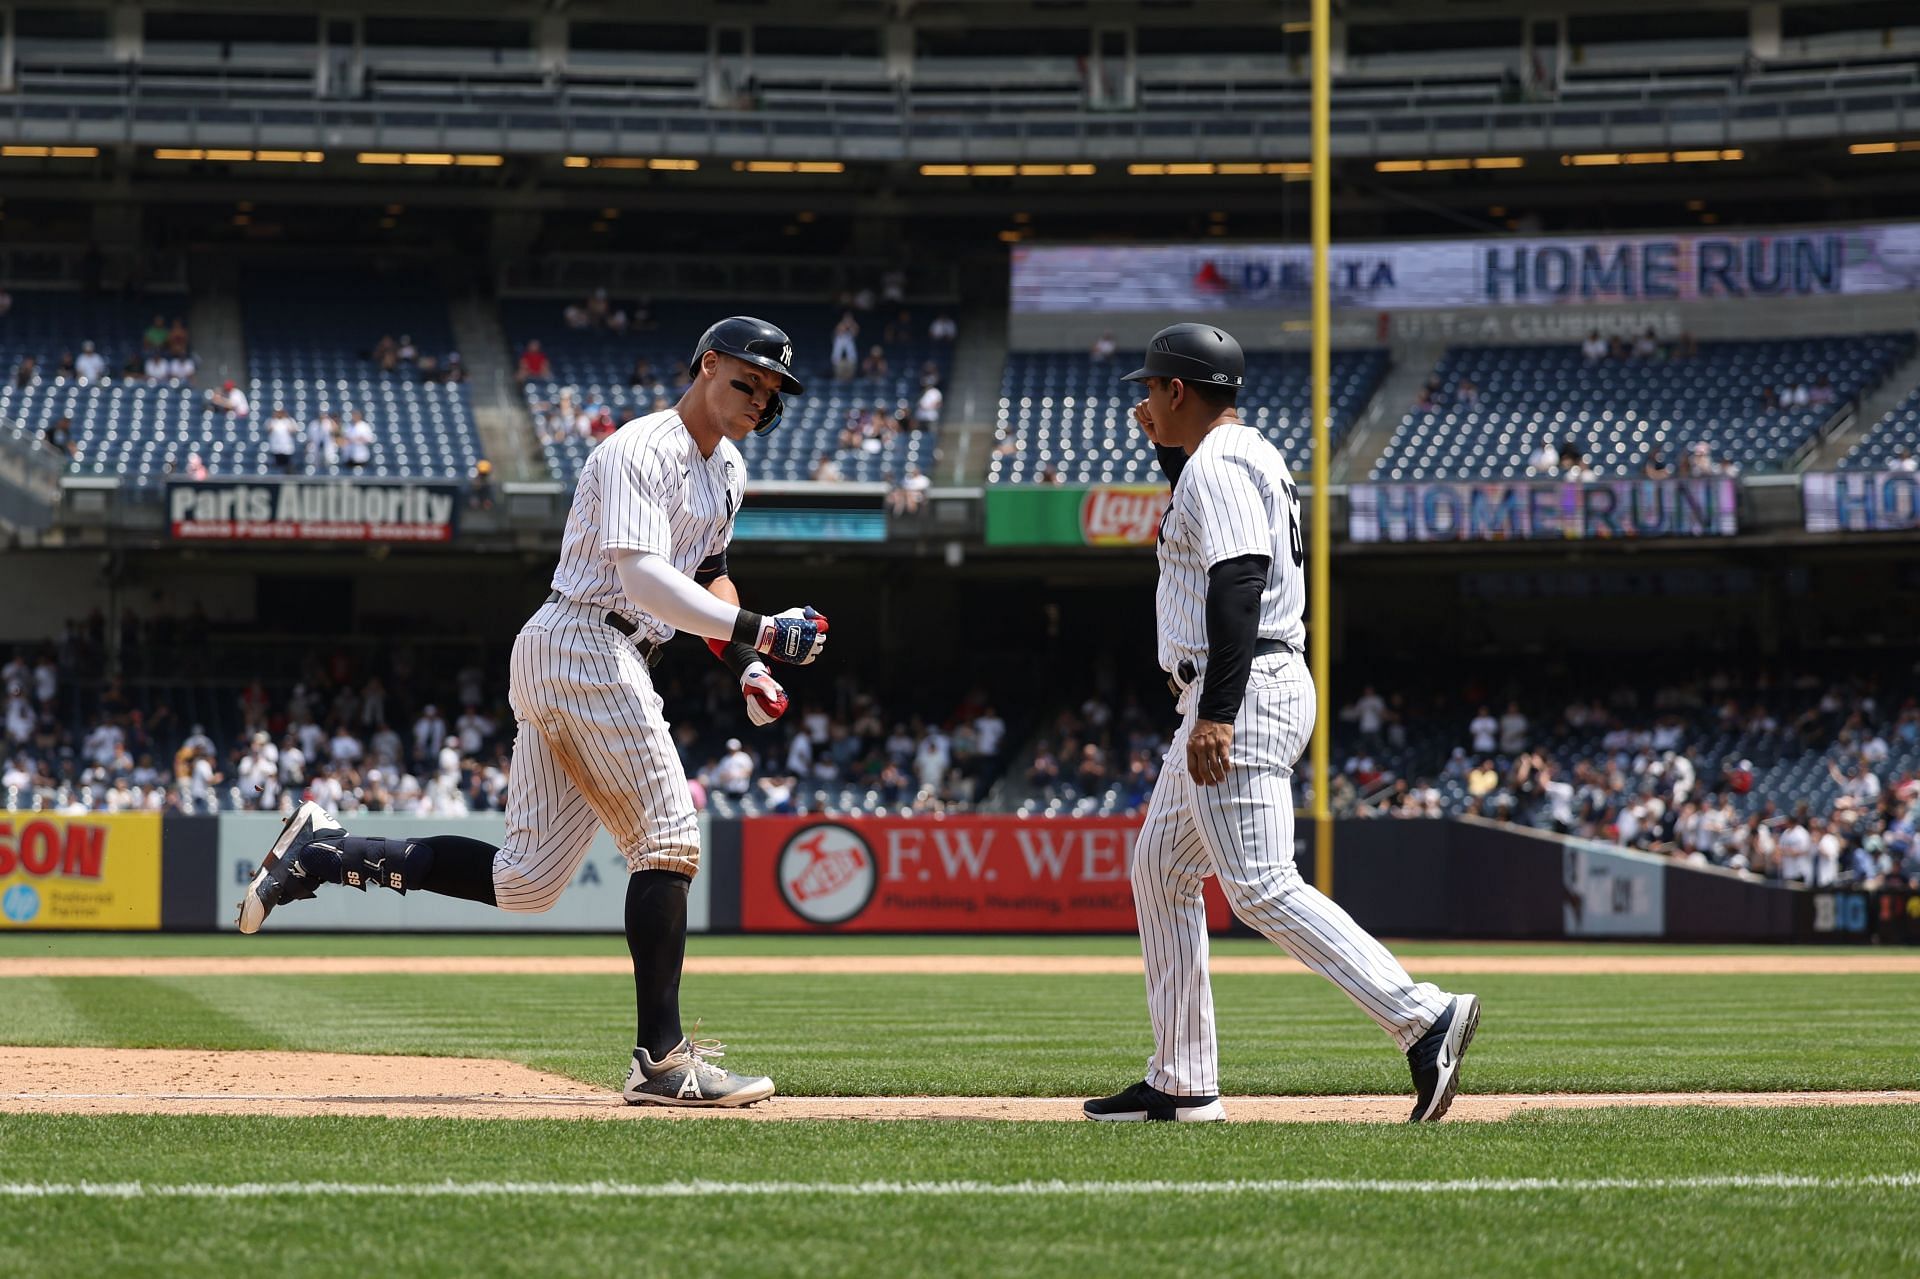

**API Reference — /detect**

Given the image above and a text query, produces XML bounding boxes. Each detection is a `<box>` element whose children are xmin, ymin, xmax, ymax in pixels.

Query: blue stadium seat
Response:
<box><xmin>1841</xmin><ymin>384</ymin><xmax>1920</xmax><ymax>470</ymax></box>
<box><xmin>1370</xmin><ymin>336</ymin><xmax>1916</xmax><ymax>481</ymax></box>
<box><xmin>986</xmin><ymin>349</ymin><xmax>1389</xmax><ymax>484</ymax></box>
<box><xmin>238</xmin><ymin>294</ymin><xmax>481</xmax><ymax>484</ymax></box>
<box><xmin>499</xmin><ymin>300</ymin><xmax>947</xmax><ymax>485</ymax></box>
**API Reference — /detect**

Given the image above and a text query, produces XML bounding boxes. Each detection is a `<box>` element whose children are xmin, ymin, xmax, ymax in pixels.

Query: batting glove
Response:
<box><xmin>740</xmin><ymin>662</ymin><xmax>789</xmax><ymax>727</ymax></box>
<box><xmin>757</xmin><ymin>606</ymin><xmax>829</xmax><ymax>666</ymax></box>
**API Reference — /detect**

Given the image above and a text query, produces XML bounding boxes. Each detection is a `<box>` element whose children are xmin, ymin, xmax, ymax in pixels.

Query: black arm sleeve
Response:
<box><xmin>1155</xmin><ymin>444</ymin><xmax>1188</xmax><ymax>490</ymax></box>
<box><xmin>1197</xmin><ymin>554</ymin><xmax>1269</xmax><ymax>724</ymax></box>
<box><xmin>711</xmin><ymin>640</ymin><xmax>762</xmax><ymax>678</ymax></box>
<box><xmin>692</xmin><ymin>550</ymin><xmax>728</xmax><ymax>586</ymax></box>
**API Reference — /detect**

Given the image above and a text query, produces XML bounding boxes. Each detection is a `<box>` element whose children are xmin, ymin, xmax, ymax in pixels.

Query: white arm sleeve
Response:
<box><xmin>613</xmin><ymin>550</ymin><xmax>748</xmax><ymax>642</ymax></box>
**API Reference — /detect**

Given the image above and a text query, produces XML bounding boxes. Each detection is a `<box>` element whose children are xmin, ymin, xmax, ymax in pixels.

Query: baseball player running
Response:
<box><xmin>237</xmin><ymin>316</ymin><xmax>829</xmax><ymax>1108</ymax></box>
<box><xmin>1084</xmin><ymin>323</ymin><xmax>1479</xmax><ymax>1123</ymax></box>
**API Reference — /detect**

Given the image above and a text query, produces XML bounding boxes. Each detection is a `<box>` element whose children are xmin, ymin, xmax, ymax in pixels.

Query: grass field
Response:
<box><xmin>2</xmin><ymin>933</ymin><xmax>1916</xmax><ymax>1277</ymax></box>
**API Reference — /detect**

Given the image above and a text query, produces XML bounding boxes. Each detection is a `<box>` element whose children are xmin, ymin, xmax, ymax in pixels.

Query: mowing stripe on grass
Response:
<box><xmin>3</xmin><ymin>1175</ymin><xmax>1917</xmax><ymax>1199</ymax></box>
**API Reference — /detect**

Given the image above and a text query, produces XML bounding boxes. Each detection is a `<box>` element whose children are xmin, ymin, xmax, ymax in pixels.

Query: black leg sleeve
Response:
<box><xmin>626</xmin><ymin>870</ymin><xmax>691</xmax><ymax>1060</ymax></box>
<box><xmin>336</xmin><ymin>835</ymin><xmax>498</xmax><ymax>904</ymax></box>
<box><xmin>415</xmin><ymin>836</ymin><xmax>500</xmax><ymax>906</ymax></box>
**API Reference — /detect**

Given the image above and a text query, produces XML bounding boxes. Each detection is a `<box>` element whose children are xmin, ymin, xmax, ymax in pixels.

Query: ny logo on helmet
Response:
<box><xmin>780</xmin><ymin>344</ymin><xmax>793</xmax><ymax>368</ymax></box>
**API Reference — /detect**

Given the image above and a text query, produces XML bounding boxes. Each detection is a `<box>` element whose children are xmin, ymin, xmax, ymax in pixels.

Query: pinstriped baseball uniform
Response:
<box><xmin>493</xmin><ymin>410</ymin><xmax>743</xmax><ymax>911</ymax></box>
<box><xmin>1133</xmin><ymin>422</ymin><xmax>1452</xmax><ymax>1096</ymax></box>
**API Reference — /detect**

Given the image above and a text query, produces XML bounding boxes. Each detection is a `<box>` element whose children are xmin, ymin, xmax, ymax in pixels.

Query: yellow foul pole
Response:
<box><xmin>1310</xmin><ymin>0</ymin><xmax>1334</xmax><ymax>896</ymax></box>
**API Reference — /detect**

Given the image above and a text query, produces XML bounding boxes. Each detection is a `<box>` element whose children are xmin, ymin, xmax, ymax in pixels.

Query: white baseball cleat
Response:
<box><xmin>235</xmin><ymin>800</ymin><xmax>348</xmax><ymax>935</ymax></box>
<box><xmin>622</xmin><ymin>1036</ymin><xmax>776</xmax><ymax>1107</ymax></box>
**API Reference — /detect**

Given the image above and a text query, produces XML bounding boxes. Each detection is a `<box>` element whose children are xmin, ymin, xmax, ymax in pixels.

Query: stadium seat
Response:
<box><xmin>986</xmin><ymin>349</ymin><xmax>1389</xmax><ymax>483</ymax></box>
<box><xmin>1370</xmin><ymin>336</ymin><xmax>1916</xmax><ymax>481</ymax></box>
<box><xmin>1841</xmin><ymin>384</ymin><xmax>1920</xmax><ymax>470</ymax></box>
<box><xmin>500</xmin><ymin>300</ymin><xmax>948</xmax><ymax>485</ymax></box>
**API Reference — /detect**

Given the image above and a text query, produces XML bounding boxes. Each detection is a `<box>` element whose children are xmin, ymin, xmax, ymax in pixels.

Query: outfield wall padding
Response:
<box><xmin>86</xmin><ymin>809</ymin><xmax>1880</xmax><ymax>941</ymax></box>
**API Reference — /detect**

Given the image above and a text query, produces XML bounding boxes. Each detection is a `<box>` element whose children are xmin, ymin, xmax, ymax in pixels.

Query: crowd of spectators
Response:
<box><xmin>1</xmin><ymin>613</ymin><xmax>513</xmax><ymax>820</ymax></box>
<box><xmin>7</xmin><ymin>611</ymin><xmax>1917</xmax><ymax>893</ymax></box>
<box><xmin>684</xmin><ymin>685</ymin><xmax>1009</xmax><ymax>817</ymax></box>
<box><xmin>1334</xmin><ymin>670</ymin><xmax>1920</xmax><ymax>890</ymax></box>
<box><xmin>23</xmin><ymin>315</ymin><xmax>200</xmax><ymax>461</ymax></box>
<box><xmin>1579</xmin><ymin>327</ymin><xmax>1699</xmax><ymax>364</ymax></box>
<box><xmin>2</xmin><ymin>605</ymin><xmax>1015</xmax><ymax>823</ymax></box>
<box><xmin>371</xmin><ymin>333</ymin><xmax>466</xmax><ymax>384</ymax></box>
<box><xmin>16</xmin><ymin>315</ymin><xmax>197</xmax><ymax>396</ymax></box>
<box><xmin>561</xmin><ymin>287</ymin><xmax>652</xmax><ymax>336</ymax></box>
<box><xmin>1022</xmin><ymin>691</ymin><xmax>1171</xmax><ymax>814</ymax></box>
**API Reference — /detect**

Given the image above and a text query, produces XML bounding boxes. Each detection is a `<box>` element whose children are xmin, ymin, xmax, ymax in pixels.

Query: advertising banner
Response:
<box><xmin>1802</xmin><ymin>471</ymin><xmax>1920</xmax><ymax>533</ymax></box>
<box><xmin>1561</xmin><ymin>843</ymin><xmax>1666</xmax><ymax>938</ymax></box>
<box><xmin>167</xmin><ymin>479</ymin><xmax>460</xmax><ymax>542</ymax></box>
<box><xmin>733</xmin><ymin>509</ymin><xmax>888</xmax><ymax>542</ymax></box>
<box><xmin>1012</xmin><ymin>223</ymin><xmax>1920</xmax><ymax>314</ymax></box>
<box><xmin>985</xmin><ymin>485</ymin><xmax>1169</xmax><ymax>547</ymax></box>
<box><xmin>1350</xmin><ymin>477</ymin><xmax>1737</xmax><ymax>542</ymax></box>
<box><xmin>0</xmin><ymin>813</ymin><xmax>161</xmax><ymax>930</ymax></box>
<box><xmin>1873</xmin><ymin>889</ymin><xmax>1920</xmax><ymax>945</ymax></box>
<box><xmin>740</xmin><ymin>815</ymin><xmax>1233</xmax><ymax>932</ymax></box>
<box><xmin>213</xmin><ymin>813</ymin><xmax>710</xmax><ymax>932</ymax></box>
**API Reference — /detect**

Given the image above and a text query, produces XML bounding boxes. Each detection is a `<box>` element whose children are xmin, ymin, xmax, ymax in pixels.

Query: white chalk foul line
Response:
<box><xmin>0</xmin><ymin>1175</ymin><xmax>1916</xmax><ymax>1199</ymax></box>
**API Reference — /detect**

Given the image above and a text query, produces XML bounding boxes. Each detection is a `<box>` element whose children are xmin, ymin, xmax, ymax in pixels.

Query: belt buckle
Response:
<box><xmin>1168</xmin><ymin>658</ymin><xmax>1197</xmax><ymax>698</ymax></box>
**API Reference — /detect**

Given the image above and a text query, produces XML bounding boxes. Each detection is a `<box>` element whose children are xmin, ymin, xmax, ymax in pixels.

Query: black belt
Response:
<box><xmin>546</xmin><ymin>590</ymin><xmax>665</xmax><ymax>667</ymax></box>
<box><xmin>1170</xmin><ymin>639</ymin><xmax>1294</xmax><ymax>695</ymax></box>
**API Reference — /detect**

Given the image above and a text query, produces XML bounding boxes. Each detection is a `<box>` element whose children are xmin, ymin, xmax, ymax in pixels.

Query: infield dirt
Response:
<box><xmin>4</xmin><ymin>1046</ymin><xmax>1917</xmax><ymax>1123</ymax></box>
<box><xmin>1</xmin><ymin>953</ymin><xmax>1914</xmax><ymax>979</ymax></box>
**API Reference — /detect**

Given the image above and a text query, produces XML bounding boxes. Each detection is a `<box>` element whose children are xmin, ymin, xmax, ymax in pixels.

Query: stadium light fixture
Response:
<box><xmin>918</xmin><ymin>163</ymin><xmax>1096</xmax><ymax>177</ymax></box>
<box><xmin>566</xmin><ymin>156</ymin><xmax>700</xmax><ymax>171</ymax></box>
<box><xmin>356</xmin><ymin>152</ymin><xmax>507</xmax><ymax>167</ymax></box>
<box><xmin>1848</xmin><ymin>141</ymin><xmax>1920</xmax><ymax>154</ymax></box>
<box><xmin>1374</xmin><ymin>157</ymin><xmax>1522</xmax><ymax>172</ymax></box>
<box><xmin>154</xmin><ymin>149</ymin><xmax>323</xmax><ymax>163</ymax></box>
<box><xmin>1563</xmin><ymin>149</ymin><xmax>1741</xmax><ymax>166</ymax></box>
<box><xmin>2</xmin><ymin>145</ymin><xmax>100</xmax><ymax>158</ymax></box>
<box><xmin>732</xmin><ymin>161</ymin><xmax>847</xmax><ymax>173</ymax></box>
<box><xmin>1128</xmin><ymin>161</ymin><xmax>1309</xmax><ymax>177</ymax></box>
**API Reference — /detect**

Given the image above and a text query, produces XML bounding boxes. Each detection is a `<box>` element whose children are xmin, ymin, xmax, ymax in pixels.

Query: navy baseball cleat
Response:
<box><xmin>1084</xmin><ymin>1081</ymin><xmax>1226</xmax><ymax>1122</ymax></box>
<box><xmin>236</xmin><ymin>800</ymin><xmax>349</xmax><ymax>934</ymax></box>
<box><xmin>1407</xmin><ymin>993</ymin><xmax>1480</xmax><ymax>1122</ymax></box>
<box><xmin>623</xmin><ymin>1036</ymin><xmax>776</xmax><ymax>1107</ymax></box>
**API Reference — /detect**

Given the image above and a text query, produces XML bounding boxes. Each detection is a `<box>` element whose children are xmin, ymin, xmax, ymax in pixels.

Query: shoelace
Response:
<box><xmin>678</xmin><ymin>1018</ymin><xmax>740</xmax><ymax>1082</ymax></box>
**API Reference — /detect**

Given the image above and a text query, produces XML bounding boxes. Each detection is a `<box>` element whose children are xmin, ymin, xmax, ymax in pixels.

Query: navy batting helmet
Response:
<box><xmin>1121</xmin><ymin>323</ymin><xmax>1245</xmax><ymax>389</ymax></box>
<box><xmin>689</xmin><ymin>316</ymin><xmax>805</xmax><ymax>396</ymax></box>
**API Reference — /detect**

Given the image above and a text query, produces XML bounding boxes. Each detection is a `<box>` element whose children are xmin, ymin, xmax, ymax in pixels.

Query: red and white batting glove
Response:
<box><xmin>740</xmin><ymin>662</ymin><xmax>789</xmax><ymax>727</ymax></box>
<box><xmin>756</xmin><ymin>605</ymin><xmax>829</xmax><ymax>666</ymax></box>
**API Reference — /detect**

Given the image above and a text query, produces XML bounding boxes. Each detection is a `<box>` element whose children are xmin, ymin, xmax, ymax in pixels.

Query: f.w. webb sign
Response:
<box><xmin>167</xmin><ymin>479</ymin><xmax>460</xmax><ymax>542</ymax></box>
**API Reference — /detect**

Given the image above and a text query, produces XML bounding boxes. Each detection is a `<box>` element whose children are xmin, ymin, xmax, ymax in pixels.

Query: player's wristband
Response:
<box><xmin>730</xmin><ymin>609</ymin><xmax>766</xmax><ymax>647</ymax></box>
<box><xmin>705</xmin><ymin>636</ymin><xmax>761</xmax><ymax>678</ymax></box>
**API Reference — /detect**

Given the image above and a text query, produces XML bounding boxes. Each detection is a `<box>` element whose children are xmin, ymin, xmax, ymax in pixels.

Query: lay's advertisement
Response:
<box><xmin>0</xmin><ymin>813</ymin><xmax>162</xmax><ymax>930</ymax></box>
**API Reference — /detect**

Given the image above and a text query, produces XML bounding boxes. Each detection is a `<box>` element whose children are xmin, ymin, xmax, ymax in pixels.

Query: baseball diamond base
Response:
<box><xmin>2</xmin><ymin>1048</ymin><xmax>1915</xmax><ymax>1123</ymax></box>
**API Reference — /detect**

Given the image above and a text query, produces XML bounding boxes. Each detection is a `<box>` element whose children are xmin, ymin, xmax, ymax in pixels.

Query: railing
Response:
<box><xmin>3</xmin><ymin>83</ymin><xmax>1916</xmax><ymax>159</ymax></box>
<box><xmin>498</xmin><ymin>253</ymin><xmax>961</xmax><ymax>304</ymax></box>
<box><xmin>0</xmin><ymin>417</ymin><xmax>66</xmax><ymax>533</ymax></box>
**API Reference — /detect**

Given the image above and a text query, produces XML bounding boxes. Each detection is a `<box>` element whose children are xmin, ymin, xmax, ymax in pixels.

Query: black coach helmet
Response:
<box><xmin>1121</xmin><ymin>322</ymin><xmax>1245</xmax><ymax>389</ymax></box>
<box><xmin>688</xmin><ymin>315</ymin><xmax>805</xmax><ymax>396</ymax></box>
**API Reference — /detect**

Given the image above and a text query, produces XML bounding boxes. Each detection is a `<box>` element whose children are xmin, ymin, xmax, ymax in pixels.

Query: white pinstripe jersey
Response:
<box><xmin>549</xmin><ymin>410</ymin><xmax>745</xmax><ymax>643</ymax></box>
<box><xmin>1155</xmin><ymin>422</ymin><xmax>1306</xmax><ymax>674</ymax></box>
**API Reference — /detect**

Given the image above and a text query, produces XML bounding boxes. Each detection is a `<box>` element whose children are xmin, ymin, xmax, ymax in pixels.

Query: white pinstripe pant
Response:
<box><xmin>1132</xmin><ymin>651</ymin><xmax>1451</xmax><ymax>1096</ymax></box>
<box><xmin>492</xmin><ymin>599</ymin><xmax>700</xmax><ymax>913</ymax></box>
